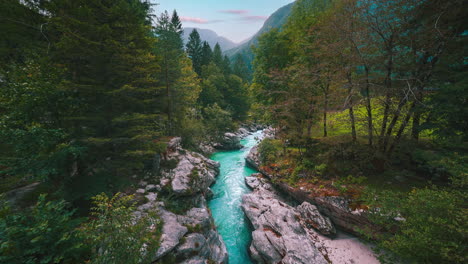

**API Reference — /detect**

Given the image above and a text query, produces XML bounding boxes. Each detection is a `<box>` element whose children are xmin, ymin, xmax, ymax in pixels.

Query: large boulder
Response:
<box><xmin>297</xmin><ymin>202</ymin><xmax>336</xmax><ymax>236</ymax></box>
<box><xmin>214</xmin><ymin>132</ymin><xmax>242</xmax><ymax>150</ymax></box>
<box><xmin>241</xmin><ymin>182</ymin><xmax>328</xmax><ymax>264</ymax></box>
<box><xmin>154</xmin><ymin>209</ymin><xmax>188</xmax><ymax>260</ymax></box>
<box><xmin>245</xmin><ymin>145</ymin><xmax>261</xmax><ymax>171</ymax></box>
<box><xmin>161</xmin><ymin>150</ymin><xmax>220</xmax><ymax>196</ymax></box>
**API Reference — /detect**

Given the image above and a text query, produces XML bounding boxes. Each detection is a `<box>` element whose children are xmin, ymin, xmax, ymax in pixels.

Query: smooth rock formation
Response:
<box><xmin>241</xmin><ymin>177</ymin><xmax>328</xmax><ymax>264</ymax></box>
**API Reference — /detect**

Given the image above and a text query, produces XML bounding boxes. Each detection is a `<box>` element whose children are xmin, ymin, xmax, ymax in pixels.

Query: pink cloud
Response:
<box><xmin>241</xmin><ymin>15</ymin><xmax>268</xmax><ymax>21</ymax></box>
<box><xmin>181</xmin><ymin>16</ymin><xmax>208</xmax><ymax>24</ymax></box>
<box><xmin>180</xmin><ymin>16</ymin><xmax>224</xmax><ymax>24</ymax></box>
<box><xmin>219</xmin><ymin>9</ymin><xmax>249</xmax><ymax>15</ymax></box>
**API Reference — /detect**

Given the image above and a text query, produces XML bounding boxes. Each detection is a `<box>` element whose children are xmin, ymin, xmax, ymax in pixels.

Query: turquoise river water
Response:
<box><xmin>208</xmin><ymin>131</ymin><xmax>263</xmax><ymax>264</ymax></box>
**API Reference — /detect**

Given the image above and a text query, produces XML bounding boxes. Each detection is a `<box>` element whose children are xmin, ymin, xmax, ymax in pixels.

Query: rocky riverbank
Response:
<box><xmin>134</xmin><ymin>137</ymin><xmax>228</xmax><ymax>264</ymax></box>
<box><xmin>199</xmin><ymin>123</ymin><xmax>268</xmax><ymax>154</ymax></box>
<box><xmin>245</xmin><ymin>145</ymin><xmax>382</xmax><ymax>237</ymax></box>
<box><xmin>241</xmin><ymin>173</ymin><xmax>380</xmax><ymax>264</ymax></box>
<box><xmin>243</xmin><ymin>144</ymin><xmax>381</xmax><ymax>264</ymax></box>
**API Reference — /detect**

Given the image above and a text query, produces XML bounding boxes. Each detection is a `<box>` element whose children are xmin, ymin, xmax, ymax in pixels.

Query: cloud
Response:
<box><xmin>181</xmin><ymin>16</ymin><xmax>208</xmax><ymax>24</ymax></box>
<box><xmin>180</xmin><ymin>16</ymin><xmax>224</xmax><ymax>24</ymax></box>
<box><xmin>219</xmin><ymin>9</ymin><xmax>249</xmax><ymax>15</ymax></box>
<box><xmin>241</xmin><ymin>15</ymin><xmax>268</xmax><ymax>22</ymax></box>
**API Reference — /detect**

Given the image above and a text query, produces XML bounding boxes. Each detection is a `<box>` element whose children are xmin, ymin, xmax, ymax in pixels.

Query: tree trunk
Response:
<box><xmin>411</xmin><ymin>112</ymin><xmax>421</xmax><ymax>141</ymax></box>
<box><xmin>388</xmin><ymin>102</ymin><xmax>415</xmax><ymax>155</ymax></box>
<box><xmin>323</xmin><ymin>86</ymin><xmax>329</xmax><ymax>138</ymax></box>
<box><xmin>364</xmin><ymin>66</ymin><xmax>373</xmax><ymax>146</ymax></box>
<box><xmin>349</xmin><ymin>106</ymin><xmax>357</xmax><ymax>142</ymax></box>
<box><xmin>346</xmin><ymin>72</ymin><xmax>357</xmax><ymax>142</ymax></box>
<box><xmin>164</xmin><ymin>55</ymin><xmax>172</xmax><ymax>135</ymax></box>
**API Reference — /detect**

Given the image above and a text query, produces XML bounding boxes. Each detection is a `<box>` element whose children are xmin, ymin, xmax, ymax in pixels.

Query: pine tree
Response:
<box><xmin>212</xmin><ymin>43</ymin><xmax>223</xmax><ymax>68</ymax></box>
<box><xmin>200</xmin><ymin>41</ymin><xmax>213</xmax><ymax>70</ymax></box>
<box><xmin>186</xmin><ymin>29</ymin><xmax>203</xmax><ymax>76</ymax></box>
<box><xmin>155</xmin><ymin>10</ymin><xmax>185</xmax><ymax>134</ymax></box>
<box><xmin>222</xmin><ymin>55</ymin><xmax>232</xmax><ymax>75</ymax></box>
<box><xmin>233</xmin><ymin>54</ymin><xmax>250</xmax><ymax>81</ymax></box>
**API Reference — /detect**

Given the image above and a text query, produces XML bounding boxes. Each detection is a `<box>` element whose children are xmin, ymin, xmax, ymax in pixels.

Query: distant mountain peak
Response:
<box><xmin>225</xmin><ymin>2</ymin><xmax>294</xmax><ymax>67</ymax></box>
<box><xmin>182</xmin><ymin>27</ymin><xmax>237</xmax><ymax>51</ymax></box>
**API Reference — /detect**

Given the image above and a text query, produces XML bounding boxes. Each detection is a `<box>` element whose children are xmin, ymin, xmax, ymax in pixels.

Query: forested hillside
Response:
<box><xmin>0</xmin><ymin>0</ymin><xmax>250</xmax><ymax>263</ymax></box>
<box><xmin>183</xmin><ymin>27</ymin><xmax>237</xmax><ymax>51</ymax></box>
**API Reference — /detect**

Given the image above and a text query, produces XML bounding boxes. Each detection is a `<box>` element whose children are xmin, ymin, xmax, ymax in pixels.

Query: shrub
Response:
<box><xmin>82</xmin><ymin>193</ymin><xmax>162</xmax><ymax>264</ymax></box>
<box><xmin>0</xmin><ymin>195</ymin><xmax>86</xmax><ymax>264</ymax></box>
<box><xmin>363</xmin><ymin>187</ymin><xmax>468</xmax><ymax>263</ymax></box>
<box><xmin>258</xmin><ymin>138</ymin><xmax>280</xmax><ymax>164</ymax></box>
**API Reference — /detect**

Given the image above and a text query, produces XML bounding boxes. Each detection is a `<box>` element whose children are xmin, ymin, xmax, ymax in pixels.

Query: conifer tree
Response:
<box><xmin>201</xmin><ymin>41</ymin><xmax>213</xmax><ymax>68</ymax></box>
<box><xmin>186</xmin><ymin>29</ymin><xmax>203</xmax><ymax>76</ymax></box>
<box><xmin>212</xmin><ymin>43</ymin><xmax>223</xmax><ymax>68</ymax></box>
<box><xmin>233</xmin><ymin>54</ymin><xmax>251</xmax><ymax>81</ymax></box>
<box><xmin>155</xmin><ymin>10</ymin><xmax>185</xmax><ymax>134</ymax></box>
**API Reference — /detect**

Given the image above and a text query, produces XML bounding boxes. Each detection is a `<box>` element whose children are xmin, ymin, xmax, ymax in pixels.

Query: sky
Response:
<box><xmin>151</xmin><ymin>0</ymin><xmax>295</xmax><ymax>43</ymax></box>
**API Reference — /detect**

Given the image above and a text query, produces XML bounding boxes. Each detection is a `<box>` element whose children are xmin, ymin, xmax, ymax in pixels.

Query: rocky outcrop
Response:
<box><xmin>297</xmin><ymin>202</ymin><xmax>336</xmax><ymax>236</ymax></box>
<box><xmin>245</xmin><ymin>145</ymin><xmax>261</xmax><ymax>171</ymax></box>
<box><xmin>134</xmin><ymin>137</ymin><xmax>228</xmax><ymax>264</ymax></box>
<box><xmin>160</xmin><ymin>141</ymin><xmax>220</xmax><ymax>196</ymax></box>
<box><xmin>213</xmin><ymin>132</ymin><xmax>242</xmax><ymax>150</ymax></box>
<box><xmin>200</xmin><ymin>124</ymin><xmax>267</xmax><ymax>154</ymax></box>
<box><xmin>241</xmin><ymin>176</ymin><xmax>329</xmax><ymax>264</ymax></box>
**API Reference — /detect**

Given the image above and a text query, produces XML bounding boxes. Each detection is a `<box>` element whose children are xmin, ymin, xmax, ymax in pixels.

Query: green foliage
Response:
<box><xmin>363</xmin><ymin>187</ymin><xmax>468</xmax><ymax>264</ymax></box>
<box><xmin>83</xmin><ymin>193</ymin><xmax>162</xmax><ymax>264</ymax></box>
<box><xmin>0</xmin><ymin>195</ymin><xmax>86</xmax><ymax>264</ymax></box>
<box><xmin>203</xmin><ymin>104</ymin><xmax>234</xmax><ymax>141</ymax></box>
<box><xmin>258</xmin><ymin>139</ymin><xmax>281</xmax><ymax>164</ymax></box>
<box><xmin>186</xmin><ymin>29</ymin><xmax>203</xmax><ymax>76</ymax></box>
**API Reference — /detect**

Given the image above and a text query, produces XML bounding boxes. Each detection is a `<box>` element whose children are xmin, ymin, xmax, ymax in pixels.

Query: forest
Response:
<box><xmin>0</xmin><ymin>0</ymin><xmax>466</xmax><ymax>263</ymax></box>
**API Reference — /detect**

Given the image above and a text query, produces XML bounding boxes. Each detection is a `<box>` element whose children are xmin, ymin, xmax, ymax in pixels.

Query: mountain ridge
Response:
<box><xmin>225</xmin><ymin>2</ymin><xmax>294</xmax><ymax>68</ymax></box>
<box><xmin>182</xmin><ymin>27</ymin><xmax>238</xmax><ymax>51</ymax></box>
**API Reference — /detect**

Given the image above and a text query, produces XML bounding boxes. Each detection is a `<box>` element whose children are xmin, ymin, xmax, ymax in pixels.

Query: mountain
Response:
<box><xmin>182</xmin><ymin>27</ymin><xmax>237</xmax><ymax>51</ymax></box>
<box><xmin>225</xmin><ymin>2</ymin><xmax>294</xmax><ymax>69</ymax></box>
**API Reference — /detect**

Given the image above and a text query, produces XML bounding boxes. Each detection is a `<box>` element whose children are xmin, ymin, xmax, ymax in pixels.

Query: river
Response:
<box><xmin>207</xmin><ymin>131</ymin><xmax>263</xmax><ymax>264</ymax></box>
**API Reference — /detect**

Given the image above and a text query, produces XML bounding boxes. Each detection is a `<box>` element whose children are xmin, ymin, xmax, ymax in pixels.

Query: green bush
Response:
<box><xmin>258</xmin><ymin>138</ymin><xmax>281</xmax><ymax>164</ymax></box>
<box><xmin>0</xmin><ymin>195</ymin><xmax>86</xmax><ymax>264</ymax></box>
<box><xmin>82</xmin><ymin>193</ymin><xmax>162</xmax><ymax>264</ymax></box>
<box><xmin>363</xmin><ymin>187</ymin><xmax>468</xmax><ymax>263</ymax></box>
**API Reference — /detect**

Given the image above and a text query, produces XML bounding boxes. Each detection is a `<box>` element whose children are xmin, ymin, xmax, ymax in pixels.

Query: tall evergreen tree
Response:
<box><xmin>186</xmin><ymin>29</ymin><xmax>203</xmax><ymax>76</ymax></box>
<box><xmin>233</xmin><ymin>54</ymin><xmax>250</xmax><ymax>81</ymax></box>
<box><xmin>201</xmin><ymin>41</ymin><xmax>213</xmax><ymax>67</ymax></box>
<box><xmin>155</xmin><ymin>10</ymin><xmax>185</xmax><ymax>134</ymax></box>
<box><xmin>212</xmin><ymin>43</ymin><xmax>223</xmax><ymax>68</ymax></box>
<box><xmin>222</xmin><ymin>55</ymin><xmax>232</xmax><ymax>75</ymax></box>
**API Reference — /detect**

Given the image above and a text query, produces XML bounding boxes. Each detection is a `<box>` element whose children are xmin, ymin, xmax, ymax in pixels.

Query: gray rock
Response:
<box><xmin>162</xmin><ymin>150</ymin><xmax>220</xmax><ymax>196</ymax></box>
<box><xmin>154</xmin><ymin>209</ymin><xmax>188</xmax><ymax>260</ymax></box>
<box><xmin>214</xmin><ymin>132</ymin><xmax>242</xmax><ymax>150</ymax></box>
<box><xmin>175</xmin><ymin>233</ymin><xmax>207</xmax><ymax>259</ymax></box>
<box><xmin>241</xmin><ymin>189</ymin><xmax>328</xmax><ymax>264</ymax></box>
<box><xmin>297</xmin><ymin>202</ymin><xmax>336</xmax><ymax>236</ymax></box>
<box><xmin>245</xmin><ymin>145</ymin><xmax>261</xmax><ymax>171</ymax></box>
<box><xmin>136</xmin><ymin>188</ymin><xmax>145</xmax><ymax>194</ymax></box>
<box><xmin>145</xmin><ymin>192</ymin><xmax>157</xmax><ymax>202</ymax></box>
<box><xmin>168</xmin><ymin>137</ymin><xmax>182</xmax><ymax>151</ymax></box>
